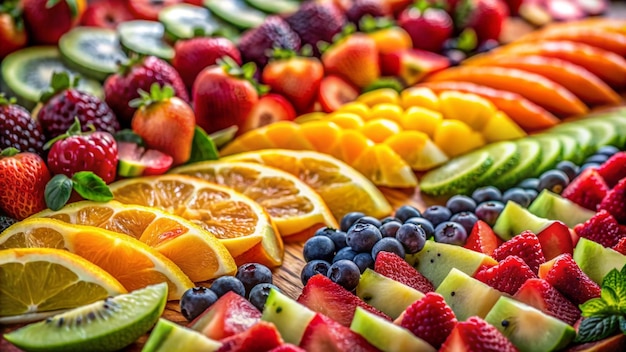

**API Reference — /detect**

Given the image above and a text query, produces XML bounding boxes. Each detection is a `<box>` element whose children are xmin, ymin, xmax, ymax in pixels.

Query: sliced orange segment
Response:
<box><xmin>351</xmin><ymin>144</ymin><xmax>418</xmax><ymax>188</ymax></box>
<box><xmin>221</xmin><ymin>129</ymin><xmax>276</xmax><ymax>156</ymax></box>
<box><xmin>0</xmin><ymin>219</ymin><xmax>193</xmax><ymax>300</ymax></box>
<box><xmin>384</xmin><ymin>130</ymin><xmax>449</xmax><ymax>171</ymax></box>
<box><xmin>262</xmin><ymin>121</ymin><xmax>316</xmax><ymax>151</ymax></box>
<box><xmin>360</xmin><ymin>119</ymin><xmax>402</xmax><ymax>143</ymax></box>
<box><xmin>33</xmin><ymin>201</ymin><xmax>237</xmax><ymax>282</ymax></box>
<box><xmin>335</xmin><ymin>101</ymin><xmax>371</xmax><ymax>120</ymax></box>
<box><xmin>0</xmin><ymin>248</ymin><xmax>126</xmax><ymax>323</ymax></box>
<box><xmin>368</xmin><ymin>103</ymin><xmax>404</xmax><ymax>123</ymax></box>
<box><xmin>400</xmin><ymin>86</ymin><xmax>441</xmax><ymax>111</ymax></box>
<box><xmin>327</xmin><ymin>112</ymin><xmax>366</xmax><ymax>129</ymax></box>
<box><xmin>108</xmin><ymin>175</ymin><xmax>283</xmax><ymax>267</ymax></box>
<box><xmin>329</xmin><ymin>129</ymin><xmax>375</xmax><ymax>165</ymax></box>
<box><xmin>170</xmin><ymin>161</ymin><xmax>338</xmax><ymax>241</ymax></box>
<box><xmin>299</xmin><ymin>120</ymin><xmax>343</xmax><ymax>154</ymax></box>
<box><xmin>221</xmin><ymin>149</ymin><xmax>392</xmax><ymax>220</ymax></box>
<box><xmin>433</xmin><ymin>120</ymin><xmax>486</xmax><ymax>157</ymax></box>
<box><xmin>357</xmin><ymin>88</ymin><xmax>400</xmax><ymax>107</ymax></box>
<box><xmin>399</xmin><ymin>106</ymin><xmax>444</xmax><ymax>138</ymax></box>
<box><xmin>438</xmin><ymin>91</ymin><xmax>497</xmax><ymax>130</ymax></box>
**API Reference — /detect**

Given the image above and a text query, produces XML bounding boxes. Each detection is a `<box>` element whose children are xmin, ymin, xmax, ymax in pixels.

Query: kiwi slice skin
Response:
<box><xmin>420</xmin><ymin>150</ymin><xmax>493</xmax><ymax>196</ymax></box>
<box><xmin>159</xmin><ymin>4</ymin><xmax>220</xmax><ymax>41</ymax></box>
<box><xmin>492</xmin><ymin>139</ymin><xmax>543</xmax><ymax>190</ymax></box>
<box><xmin>4</xmin><ymin>283</ymin><xmax>168</xmax><ymax>352</ymax></box>
<box><xmin>204</xmin><ymin>0</ymin><xmax>266</xmax><ymax>30</ymax></box>
<box><xmin>117</xmin><ymin>21</ymin><xmax>174</xmax><ymax>61</ymax></box>
<box><xmin>244</xmin><ymin>0</ymin><xmax>299</xmax><ymax>14</ymax></box>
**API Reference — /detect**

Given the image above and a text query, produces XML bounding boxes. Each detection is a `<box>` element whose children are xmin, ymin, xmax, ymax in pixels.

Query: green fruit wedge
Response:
<box><xmin>420</xmin><ymin>150</ymin><xmax>493</xmax><ymax>196</ymax></box>
<box><xmin>142</xmin><ymin>318</ymin><xmax>221</xmax><ymax>352</ymax></box>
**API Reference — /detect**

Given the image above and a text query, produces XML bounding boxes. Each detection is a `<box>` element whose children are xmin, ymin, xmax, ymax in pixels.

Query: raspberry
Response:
<box><xmin>598</xmin><ymin>178</ymin><xmax>626</xmax><ymax>224</ymax></box>
<box><xmin>561</xmin><ymin>168</ymin><xmax>609</xmax><ymax>211</ymax></box>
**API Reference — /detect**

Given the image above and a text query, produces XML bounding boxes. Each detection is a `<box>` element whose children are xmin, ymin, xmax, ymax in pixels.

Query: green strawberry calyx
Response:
<box><xmin>269</xmin><ymin>45</ymin><xmax>314</xmax><ymax>61</ymax></box>
<box><xmin>0</xmin><ymin>147</ymin><xmax>20</xmax><ymax>157</ymax></box>
<box><xmin>0</xmin><ymin>0</ymin><xmax>24</xmax><ymax>31</ymax></box>
<box><xmin>129</xmin><ymin>83</ymin><xmax>175</xmax><ymax>109</ymax></box>
<box><xmin>40</xmin><ymin>71</ymin><xmax>80</xmax><ymax>103</ymax></box>
<box><xmin>45</xmin><ymin>172</ymin><xmax>114</xmax><ymax>211</ymax></box>
<box><xmin>43</xmin><ymin>117</ymin><xmax>95</xmax><ymax>150</ymax></box>
<box><xmin>0</xmin><ymin>93</ymin><xmax>17</xmax><ymax>106</ymax></box>
<box><xmin>359</xmin><ymin>15</ymin><xmax>395</xmax><ymax>34</ymax></box>
<box><xmin>218</xmin><ymin>56</ymin><xmax>268</xmax><ymax>95</ymax></box>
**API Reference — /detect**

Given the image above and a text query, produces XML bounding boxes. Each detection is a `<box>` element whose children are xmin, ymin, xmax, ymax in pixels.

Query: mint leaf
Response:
<box><xmin>621</xmin><ymin>316</ymin><xmax>626</xmax><ymax>334</ymax></box>
<box><xmin>602</xmin><ymin>268</ymin><xmax>626</xmax><ymax>308</ymax></box>
<box><xmin>44</xmin><ymin>174</ymin><xmax>73</xmax><ymax>211</ymax></box>
<box><xmin>187</xmin><ymin>126</ymin><xmax>219</xmax><ymax>164</ymax></box>
<box><xmin>71</xmin><ymin>172</ymin><xmax>113</xmax><ymax>202</ymax></box>
<box><xmin>580</xmin><ymin>298</ymin><xmax>612</xmax><ymax>317</ymax></box>
<box><xmin>575</xmin><ymin>316</ymin><xmax>621</xmax><ymax>343</ymax></box>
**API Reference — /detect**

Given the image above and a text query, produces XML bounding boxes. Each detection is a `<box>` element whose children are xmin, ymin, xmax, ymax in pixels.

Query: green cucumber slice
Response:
<box><xmin>529</xmin><ymin>136</ymin><xmax>563</xmax><ymax>174</ymax></box>
<box><xmin>420</xmin><ymin>150</ymin><xmax>493</xmax><ymax>196</ymax></box>
<box><xmin>205</xmin><ymin>0</ymin><xmax>267</xmax><ymax>30</ymax></box>
<box><xmin>475</xmin><ymin>141</ymin><xmax>521</xmax><ymax>187</ymax></box>
<box><xmin>549</xmin><ymin>134</ymin><xmax>578</xmax><ymax>164</ymax></box>
<box><xmin>492</xmin><ymin>139</ymin><xmax>543</xmax><ymax>190</ymax></box>
<box><xmin>549</xmin><ymin>125</ymin><xmax>594</xmax><ymax>164</ymax></box>
<box><xmin>244</xmin><ymin>0</ymin><xmax>299</xmax><ymax>14</ymax></box>
<box><xmin>117</xmin><ymin>21</ymin><xmax>174</xmax><ymax>61</ymax></box>
<box><xmin>142</xmin><ymin>318</ymin><xmax>221</xmax><ymax>352</ymax></box>
<box><xmin>603</xmin><ymin>115</ymin><xmax>626</xmax><ymax>148</ymax></box>
<box><xmin>159</xmin><ymin>4</ymin><xmax>221</xmax><ymax>40</ymax></box>
<box><xmin>575</xmin><ymin>119</ymin><xmax>621</xmax><ymax>149</ymax></box>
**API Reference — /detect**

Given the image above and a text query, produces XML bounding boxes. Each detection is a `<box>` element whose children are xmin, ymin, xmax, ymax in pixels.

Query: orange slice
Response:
<box><xmin>384</xmin><ymin>130</ymin><xmax>449</xmax><ymax>171</ymax></box>
<box><xmin>351</xmin><ymin>144</ymin><xmax>418</xmax><ymax>188</ymax></box>
<box><xmin>170</xmin><ymin>161</ymin><xmax>338</xmax><ymax>241</ymax></box>
<box><xmin>108</xmin><ymin>175</ymin><xmax>283</xmax><ymax>267</ymax></box>
<box><xmin>0</xmin><ymin>219</ymin><xmax>193</xmax><ymax>300</ymax></box>
<box><xmin>299</xmin><ymin>120</ymin><xmax>343</xmax><ymax>154</ymax></box>
<box><xmin>33</xmin><ymin>201</ymin><xmax>237</xmax><ymax>282</ymax></box>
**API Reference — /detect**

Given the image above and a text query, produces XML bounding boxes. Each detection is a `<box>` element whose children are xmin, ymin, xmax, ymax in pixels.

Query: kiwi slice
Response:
<box><xmin>475</xmin><ymin>141</ymin><xmax>520</xmax><ymax>187</ymax></box>
<box><xmin>548</xmin><ymin>134</ymin><xmax>578</xmax><ymax>164</ymax></box>
<box><xmin>205</xmin><ymin>0</ymin><xmax>266</xmax><ymax>30</ymax></box>
<box><xmin>492</xmin><ymin>139</ymin><xmax>543</xmax><ymax>190</ymax></box>
<box><xmin>575</xmin><ymin>119</ymin><xmax>622</xmax><ymax>149</ymax></box>
<box><xmin>4</xmin><ymin>283</ymin><xmax>167</xmax><ymax>352</ymax></box>
<box><xmin>59</xmin><ymin>27</ymin><xmax>127</xmax><ymax>81</ymax></box>
<box><xmin>528</xmin><ymin>136</ymin><xmax>563</xmax><ymax>174</ymax></box>
<box><xmin>159</xmin><ymin>4</ymin><xmax>222</xmax><ymax>40</ymax></box>
<box><xmin>117</xmin><ymin>20</ymin><xmax>174</xmax><ymax>61</ymax></box>
<box><xmin>142</xmin><ymin>318</ymin><xmax>221</xmax><ymax>352</ymax></box>
<box><xmin>419</xmin><ymin>150</ymin><xmax>493</xmax><ymax>196</ymax></box>
<box><xmin>549</xmin><ymin>124</ymin><xmax>594</xmax><ymax>161</ymax></box>
<box><xmin>0</xmin><ymin>46</ymin><xmax>104</xmax><ymax>110</ymax></box>
<box><xmin>244</xmin><ymin>0</ymin><xmax>300</xmax><ymax>14</ymax></box>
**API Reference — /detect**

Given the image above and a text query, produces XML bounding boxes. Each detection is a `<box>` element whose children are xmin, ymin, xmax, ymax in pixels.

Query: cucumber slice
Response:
<box><xmin>492</xmin><ymin>139</ymin><xmax>543</xmax><ymax>190</ymax></box>
<box><xmin>574</xmin><ymin>119</ymin><xmax>621</xmax><ymax>149</ymax></box>
<box><xmin>529</xmin><ymin>136</ymin><xmax>563</xmax><ymax>174</ymax></box>
<box><xmin>159</xmin><ymin>4</ymin><xmax>221</xmax><ymax>40</ymax></box>
<box><xmin>117</xmin><ymin>20</ymin><xmax>174</xmax><ymax>61</ymax></box>
<box><xmin>549</xmin><ymin>125</ymin><xmax>594</xmax><ymax>163</ymax></box>
<box><xmin>549</xmin><ymin>134</ymin><xmax>578</xmax><ymax>164</ymax></box>
<box><xmin>475</xmin><ymin>141</ymin><xmax>520</xmax><ymax>187</ymax></box>
<box><xmin>244</xmin><ymin>0</ymin><xmax>299</xmax><ymax>14</ymax></box>
<box><xmin>603</xmin><ymin>115</ymin><xmax>626</xmax><ymax>148</ymax></box>
<box><xmin>205</xmin><ymin>0</ymin><xmax>266</xmax><ymax>30</ymax></box>
<box><xmin>59</xmin><ymin>27</ymin><xmax>127</xmax><ymax>81</ymax></box>
<box><xmin>420</xmin><ymin>150</ymin><xmax>493</xmax><ymax>196</ymax></box>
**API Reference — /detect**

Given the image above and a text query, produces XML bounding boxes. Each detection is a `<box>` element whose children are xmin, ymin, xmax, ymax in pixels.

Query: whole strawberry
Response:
<box><xmin>321</xmin><ymin>30</ymin><xmax>380</xmax><ymax>89</ymax></box>
<box><xmin>104</xmin><ymin>56</ymin><xmax>189</xmax><ymax>127</ymax></box>
<box><xmin>22</xmin><ymin>0</ymin><xmax>86</xmax><ymax>44</ymax></box>
<box><xmin>398</xmin><ymin>1</ymin><xmax>454</xmax><ymax>53</ymax></box>
<box><xmin>130</xmin><ymin>84</ymin><xmax>195</xmax><ymax>166</ymax></box>
<box><xmin>37</xmin><ymin>72</ymin><xmax>120</xmax><ymax>139</ymax></box>
<box><xmin>80</xmin><ymin>0</ymin><xmax>135</xmax><ymax>29</ymax></box>
<box><xmin>0</xmin><ymin>148</ymin><xmax>51</xmax><ymax>220</ymax></box>
<box><xmin>172</xmin><ymin>36</ymin><xmax>242</xmax><ymax>93</ymax></box>
<box><xmin>0</xmin><ymin>0</ymin><xmax>28</xmax><ymax>58</ymax></box>
<box><xmin>456</xmin><ymin>0</ymin><xmax>508</xmax><ymax>43</ymax></box>
<box><xmin>0</xmin><ymin>94</ymin><xmax>46</xmax><ymax>155</ymax></box>
<box><xmin>400</xmin><ymin>292</ymin><xmax>457</xmax><ymax>349</ymax></box>
<box><xmin>192</xmin><ymin>57</ymin><xmax>260</xmax><ymax>135</ymax></box>
<box><xmin>46</xmin><ymin>118</ymin><xmax>118</xmax><ymax>184</ymax></box>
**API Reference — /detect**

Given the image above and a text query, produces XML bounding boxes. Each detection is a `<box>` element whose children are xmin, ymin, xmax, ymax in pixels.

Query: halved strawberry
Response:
<box><xmin>464</xmin><ymin>220</ymin><xmax>502</xmax><ymax>256</ymax></box>
<box><xmin>374</xmin><ymin>251</ymin><xmax>435</xmax><ymax>293</ymax></box>
<box><xmin>189</xmin><ymin>291</ymin><xmax>261</xmax><ymax>340</ymax></box>
<box><xmin>596</xmin><ymin>151</ymin><xmax>626</xmax><ymax>188</ymax></box>
<box><xmin>613</xmin><ymin>237</ymin><xmax>626</xmax><ymax>255</ymax></box>
<box><xmin>239</xmin><ymin>94</ymin><xmax>297</xmax><ymax>134</ymax></box>
<box><xmin>561</xmin><ymin>168</ymin><xmax>609</xmax><ymax>211</ymax></box>
<box><xmin>268</xmin><ymin>344</ymin><xmax>306</xmax><ymax>352</ymax></box>
<box><xmin>440</xmin><ymin>316</ymin><xmax>517</xmax><ymax>352</ymax></box>
<box><xmin>218</xmin><ymin>321</ymin><xmax>283</xmax><ymax>352</ymax></box>
<box><xmin>380</xmin><ymin>48</ymin><xmax>450</xmax><ymax>86</ymax></box>
<box><xmin>299</xmin><ymin>313</ymin><xmax>379</xmax><ymax>352</ymax></box>
<box><xmin>128</xmin><ymin>0</ymin><xmax>183</xmax><ymax>21</ymax></box>
<box><xmin>117</xmin><ymin>141</ymin><xmax>173</xmax><ymax>177</ymax></box>
<box><xmin>474</xmin><ymin>255</ymin><xmax>537</xmax><ymax>295</ymax></box>
<box><xmin>574</xmin><ymin>210</ymin><xmax>626</xmax><ymax>248</ymax></box>
<box><xmin>492</xmin><ymin>231</ymin><xmax>546</xmax><ymax>274</ymax></box>
<box><xmin>536</xmin><ymin>221</ymin><xmax>574</xmax><ymax>261</ymax></box>
<box><xmin>399</xmin><ymin>292</ymin><xmax>457</xmax><ymax>349</ymax></box>
<box><xmin>318</xmin><ymin>75</ymin><xmax>359</xmax><ymax>113</ymax></box>
<box><xmin>297</xmin><ymin>274</ymin><xmax>391</xmax><ymax>327</ymax></box>
<box><xmin>80</xmin><ymin>0</ymin><xmax>135</xmax><ymax>29</ymax></box>
<box><xmin>539</xmin><ymin>253</ymin><xmax>601</xmax><ymax>305</ymax></box>
<box><xmin>513</xmin><ymin>278</ymin><xmax>581</xmax><ymax>326</ymax></box>
<box><xmin>598</xmin><ymin>178</ymin><xmax>626</xmax><ymax>224</ymax></box>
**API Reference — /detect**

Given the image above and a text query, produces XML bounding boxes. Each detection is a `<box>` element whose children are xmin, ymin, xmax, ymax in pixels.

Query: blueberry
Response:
<box><xmin>210</xmin><ymin>276</ymin><xmax>246</xmax><ymax>298</ymax></box>
<box><xmin>443</xmin><ymin>49</ymin><xmax>466</xmax><ymax>66</ymax></box>
<box><xmin>0</xmin><ymin>215</ymin><xmax>17</xmax><ymax>233</ymax></box>
<box><xmin>248</xmin><ymin>283</ymin><xmax>279</xmax><ymax>311</ymax></box>
<box><xmin>471</xmin><ymin>186</ymin><xmax>502</xmax><ymax>204</ymax></box>
<box><xmin>235</xmin><ymin>263</ymin><xmax>273</xmax><ymax>297</ymax></box>
<box><xmin>446</xmin><ymin>195</ymin><xmax>477</xmax><ymax>214</ymax></box>
<box><xmin>525</xmin><ymin>189</ymin><xmax>538</xmax><ymax>203</ymax></box>
<box><xmin>476</xmin><ymin>39</ymin><xmax>499</xmax><ymax>53</ymax></box>
<box><xmin>595</xmin><ymin>145</ymin><xmax>619</xmax><ymax>157</ymax></box>
<box><xmin>584</xmin><ymin>154</ymin><xmax>609</xmax><ymax>165</ymax></box>
<box><xmin>380</xmin><ymin>216</ymin><xmax>401</xmax><ymax>224</ymax></box>
<box><xmin>371</xmin><ymin>237</ymin><xmax>405</xmax><ymax>260</ymax></box>
<box><xmin>340</xmin><ymin>211</ymin><xmax>365</xmax><ymax>232</ymax></box>
<box><xmin>404</xmin><ymin>217</ymin><xmax>435</xmax><ymax>238</ymax></box>
<box><xmin>441</xmin><ymin>38</ymin><xmax>459</xmax><ymax>51</ymax></box>
<box><xmin>555</xmin><ymin>161</ymin><xmax>579</xmax><ymax>181</ymax></box>
<box><xmin>379</xmin><ymin>220</ymin><xmax>402</xmax><ymax>238</ymax></box>
<box><xmin>352</xmin><ymin>215</ymin><xmax>382</xmax><ymax>229</ymax></box>
<box><xmin>314</xmin><ymin>226</ymin><xmax>337</xmax><ymax>237</ymax></box>
<box><xmin>329</xmin><ymin>230</ymin><xmax>348</xmax><ymax>251</ymax></box>
<box><xmin>537</xmin><ymin>169</ymin><xmax>570</xmax><ymax>194</ymax></box>
<box><xmin>327</xmin><ymin>260</ymin><xmax>361</xmax><ymax>291</ymax></box>
<box><xmin>450</xmin><ymin>211</ymin><xmax>478</xmax><ymax>235</ymax></box>
<box><xmin>353</xmin><ymin>253</ymin><xmax>375</xmax><ymax>273</ymax></box>
<box><xmin>434</xmin><ymin>221</ymin><xmax>468</xmax><ymax>246</ymax></box>
<box><xmin>333</xmin><ymin>247</ymin><xmax>358</xmax><ymax>263</ymax></box>
<box><xmin>303</xmin><ymin>236</ymin><xmax>336</xmax><ymax>263</ymax></box>
<box><xmin>517</xmin><ymin>178</ymin><xmax>539</xmax><ymax>191</ymax></box>
<box><xmin>502</xmin><ymin>187</ymin><xmax>531</xmax><ymax>207</ymax></box>
<box><xmin>422</xmin><ymin>205</ymin><xmax>452</xmax><ymax>227</ymax></box>
<box><xmin>180</xmin><ymin>286</ymin><xmax>218</xmax><ymax>321</ymax></box>
<box><xmin>300</xmin><ymin>260</ymin><xmax>331</xmax><ymax>285</ymax></box>
<box><xmin>394</xmin><ymin>205</ymin><xmax>421</xmax><ymax>223</ymax></box>
<box><xmin>474</xmin><ymin>201</ymin><xmax>505</xmax><ymax>226</ymax></box>
<box><xmin>346</xmin><ymin>223</ymin><xmax>382</xmax><ymax>253</ymax></box>
<box><xmin>395</xmin><ymin>223</ymin><xmax>427</xmax><ymax>254</ymax></box>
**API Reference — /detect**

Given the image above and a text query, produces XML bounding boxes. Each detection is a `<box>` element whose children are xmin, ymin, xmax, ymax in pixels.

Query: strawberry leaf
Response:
<box><xmin>44</xmin><ymin>174</ymin><xmax>73</xmax><ymax>211</ymax></box>
<box><xmin>71</xmin><ymin>172</ymin><xmax>113</xmax><ymax>202</ymax></box>
<box><xmin>574</xmin><ymin>316</ymin><xmax>620</xmax><ymax>343</ymax></box>
<box><xmin>187</xmin><ymin>126</ymin><xmax>219</xmax><ymax>164</ymax></box>
<box><xmin>1</xmin><ymin>147</ymin><xmax>20</xmax><ymax>157</ymax></box>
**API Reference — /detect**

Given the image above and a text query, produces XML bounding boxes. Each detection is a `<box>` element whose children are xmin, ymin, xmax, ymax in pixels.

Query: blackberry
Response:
<box><xmin>285</xmin><ymin>2</ymin><xmax>345</xmax><ymax>57</ymax></box>
<box><xmin>0</xmin><ymin>97</ymin><xmax>46</xmax><ymax>155</ymax></box>
<box><xmin>238</xmin><ymin>16</ymin><xmax>301</xmax><ymax>68</ymax></box>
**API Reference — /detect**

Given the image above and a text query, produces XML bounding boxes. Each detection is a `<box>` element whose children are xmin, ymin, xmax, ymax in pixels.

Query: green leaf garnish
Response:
<box><xmin>575</xmin><ymin>316</ymin><xmax>621</xmax><ymax>343</ymax></box>
<box><xmin>457</xmin><ymin>28</ymin><xmax>477</xmax><ymax>53</ymax></box>
<box><xmin>580</xmin><ymin>298</ymin><xmax>612</xmax><ymax>318</ymax></box>
<box><xmin>186</xmin><ymin>126</ymin><xmax>219</xmax><ymax>164</ymax></box>
<box><xmin>44</xmin><ymin>174</ymin><xmax>73</xmax><ymax>211</ymax></box>
<box><xmin>71</xmin><ymin>172</ymin><xmax>113</xmax><ymax>202</ymax></box>
<box><xmin>40</xmin><ymin>71</ymin><xmax>79</xmax><ymax>103</ymax></box>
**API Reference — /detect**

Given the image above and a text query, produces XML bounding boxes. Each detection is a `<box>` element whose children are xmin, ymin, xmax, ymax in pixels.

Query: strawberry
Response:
<box><xmin>598</xmin><ymin>178</ymin><xmax>626</xmax><ymax>224</ymax></box>
<box><xmin>127</xmin><ymin>0</ymin><xmax>182</xmax><ymax>21</ymax></box>
<box><xmin>513</xmin><ymin>278</ymin><xmax>581</xmax><ymax>326</ymax></box>
<box><xmin>241</xmin><ymin>94</ymin><xmax>297</xmax><ymax>134</ymax></box>
<box><xmin>238</xmin><ymin>16</ymin><xmax>301</xmax><ymax>69</ymax></box>
<box><xmin>0</xmin><ymin>94</ymin><xmax>45</xmax><ymax>155</ymax></box>
<box><xmin>535</xmin><ymin>221</ymin><xmax>573</xmax><ymax>261</ymax></box>
<box><xmin>116</xmin><ymin>142</ymin><xmax>173</xmax><ymax>177</ymax></box>
<box><xmin>22</xmin><ymin>0</ymin><xmax>86</xmax><ymax>45</ymax></box>
<box><xmin>492</xmin><ymin>231</ymin><xmax>546</xmax><ymax>274</ymax></box>
<box><xmin>574</xmin><ymin>210</ymin><xmax>626</xmax><ymax>248</ymax></box>
<box><xmin>561</xmin><ymin>168</ymin><xmax>609</xmax><ymax>211</ymax></box>
<box><xmin>321</xmin><ymin>31</ymin><xmax>380</xmax><ymax>88</ymax></box>
<box><xmin>0</xmin><ymin>0</ymin><xmax>27</xmax><ymax>58</ymax></box>
<box><xmin>299</xmin><ymin>313</ymin><xmax>379</xmax><ymax>352</ymax></box>
<box><xmin>297</xmin><ymin>274</ymin><xmax>391</xmax><ymax>327</ymax></box>
<box><xmin>262</xmin><ymin>50</ymin><xmax>324</xmax><ymax>113</ymax></box>
<box><xmin>374</xmin><ymin>251</ymin><xmax>435</xmax><ymax>293</ymax></box>
<box><xmin>129</xmin><ymin>84</ymin><xmax>195</xmax><ymax>166</ymax></box>
<box><xmin>502</xmin><ymin>0</ymin><xmax>523</xmax><ymax>15</ymax></box>
<box><xmin>46</xmin><ymin>118</ymin><xmax>118</xmax><ymax>184</ymax></box>
<box><xmin>397</xmin><ymin>1</ymin><xmax>454</xmax><ymax>53</ymax></box>
<box><xmin>456</xmin><ymin>0</ymin><xmax>509</xmax><ymax>43</ymax></box>
<box><xmin>268</xmin><ymin>345</ymin><xmax>305</xmax><ymax>352</ymax></box>
<box><xmin>612</xmin><ymin>237</ymin><xmax>626</xmax><ymax>255</ymax></box>
<box><xmin>217</xmin><ymin>321</ymin><xmax>283</xmax><ymax>352</ymax></box>
<box><xmin>37</xmin><ymin>72</ymin><xmax>120</xmax><ymax>139</ymax></box>
<box><xmin>379</xmin><ymin>48</ymin><xmax>450</xmax><ymax>86</ymax></box>
<box><xmin>80</xmin><ymin>0</ymin><xmax>135</xmax><ymax>29</ymax></box>
<box><xmin>190</xmin><ymin>292</ymin><xmax>261</xmax><ymax>340</ymax></box>
<box><xmin>596</xmin><ymin>151</ymin><xmax>626</xmax><ymax>188</ymax></box>
<box><xmin>346</xmin><ymin>0</ymin><xmax>390</xmax><ymax>25</ymax></box>
<box><xmin>539</xmin><ymin>253</ymin><xmax>601</xmax><ymax>305</ymax></box>
<box><xmin>399</xmin><ymin>292</ymin><xmax>457</xmax><ymax>349</ymax></box>
<box><xmin>172</xmin><ymin>36</ymin><xmax>242</xmax><ymax>93</ymax></box>
<box><xmin>474</xmin><ymin>255</ymin><xmax>537</xmax><ymax>295</ymax></box>
<box><xmin>318</xmin><ymin>75</ymin><xmax>359</xmax><ymax>113</ymax></box>
<box><xmin>192</xmin><ymin>58</ymin><xmax>261</xmax><ymax>135</ymax></box>
<box><xmin>285</xmin><ymin>2</ymin><xmax>345</xmax><ymax>57</ymax></box>
<box><xmin>464</xmin><ymin>220</ymin><xmax>502</xmax><ymax>256</ymax></box>
<box><xmin>440</xmin><ymin>316</ymin><xmax>518</xmax><ymax>352</ymax></box>
<box><xmin>104</xmin><ymin>56</ymin><xmax>189</xmax><ymax>127</ymax></box>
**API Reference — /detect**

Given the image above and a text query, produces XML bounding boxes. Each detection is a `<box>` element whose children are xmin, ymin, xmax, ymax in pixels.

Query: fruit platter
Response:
<box><xmin>1</xmin><ymin>0</ymin><xmax>626</xmax><ymax>351</ymax></box>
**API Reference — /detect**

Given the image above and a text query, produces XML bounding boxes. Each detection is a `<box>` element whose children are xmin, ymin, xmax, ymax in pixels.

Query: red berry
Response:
<box><xmin>574</xmin><ymin>209</ymin><xmax>626</xmax><ymax>248</ymax></box>
<box><xmin>440</xmin><ymin>316</ymin><xmax>517</xmax><ymax>352</ymax></box>
<box><xmin>474</xmin><ymin>255</ymin><xmax>537</xmax><ymax>295</ymax></box>
<box><xmin>398</xmin><ymin>6</ymin><xmax>454</xmax><ymax>53</ymax></box>
<box><xmin>400</xmin><ymin>292</ymin><xmax>457</xmax><ymax>348</ymax></box>
<box><xmin>598</xmin><ymin>178</ymin><xmax>626</xmax><ymax>224</ymax></box>
<box><xmin>0</xmin><ymin>96</ymin><xmax>46</xmax><ymax>155</ymax></box>
<box><xmin>561</xmin><ymin>168</ymin><xmax>609</xmax><ymax>211</ymax></box>
<box><xmin>374</xmin><ymin>251</ymin><xmax>435</xmax><ymax>293</ymax></box>
<box><xmin>596</xmin><ymin>151</ymin><xmax>626</xmax><ymax>188</ymax></box>
<box><xmin>492</xmin><ymin>231</ymin><xmax>546</xmax><ymax>274</ymax></box>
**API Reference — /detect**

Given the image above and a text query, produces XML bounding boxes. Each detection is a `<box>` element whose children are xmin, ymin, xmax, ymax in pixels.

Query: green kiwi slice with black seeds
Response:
<box><xmin>159</xmin><ymin>4</ymin><xmax>223</xmax><ymax>41</ymax></box>
<box><xmin>205</xmin><ymin>0</ymin><xmax>266</xmax><ymax>30</ymax></box>
<box><xmin>244</xmin><ymin>0</ymin><xmax>300</xmax><ymax>14</ymax></box>
<box><xmin>117</xmin><ymin>20</ymin><xmax>174</xmax><ymax>61</ymax></box>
